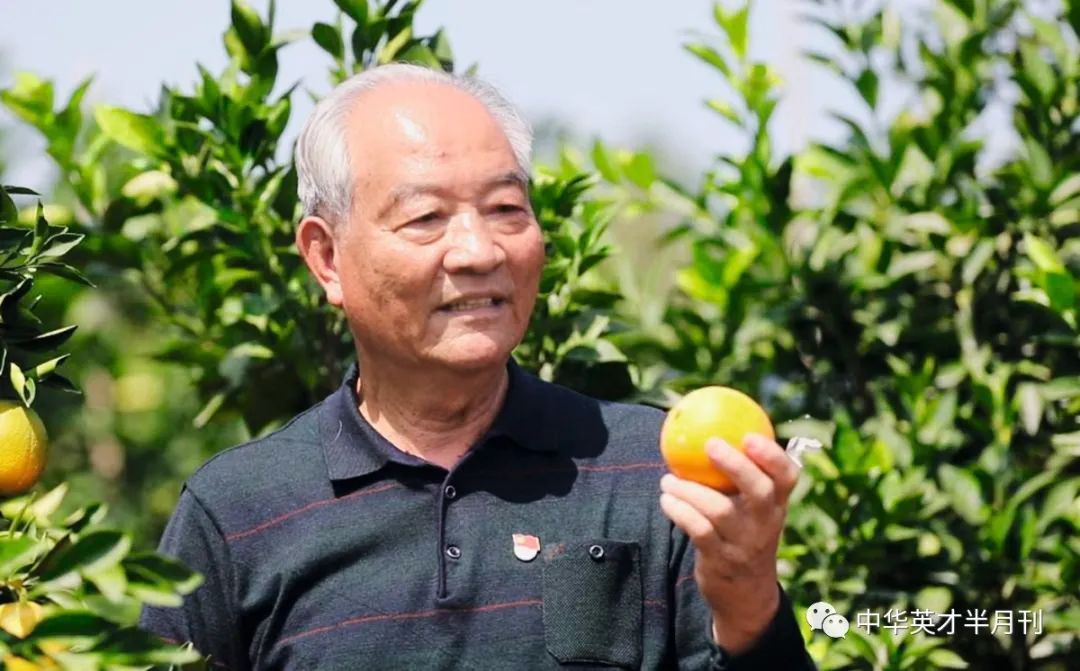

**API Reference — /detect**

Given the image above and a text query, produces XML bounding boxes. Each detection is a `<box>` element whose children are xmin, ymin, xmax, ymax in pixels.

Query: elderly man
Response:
<box><xmin>141</xmin><ymin>64</ymin><xmax>815</xmax><ymax>670</ymax></box>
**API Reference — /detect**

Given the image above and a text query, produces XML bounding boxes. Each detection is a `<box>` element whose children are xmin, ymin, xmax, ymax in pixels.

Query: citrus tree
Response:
<box><xmin>594</xmin><ymin>0</ymin><xmax>1080</xmax><ymax>668</ymax></box>
<box><xmin>1</xmin><ymin>184</ymin><xmax>201</xmax><ymax>668</ymax></box>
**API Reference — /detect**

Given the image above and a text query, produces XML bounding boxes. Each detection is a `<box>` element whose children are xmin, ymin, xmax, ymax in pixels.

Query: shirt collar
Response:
<box><xmin>319</xmin><ymin>358</ymin><xmax>559</xmax><ymax>482</ymax></box>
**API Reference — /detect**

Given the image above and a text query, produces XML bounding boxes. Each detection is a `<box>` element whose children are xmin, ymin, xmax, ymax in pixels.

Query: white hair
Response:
<box><xmin>295</xmin><ymin>63</ymin><xmax>533</xmax><ymax>225</ymax></box>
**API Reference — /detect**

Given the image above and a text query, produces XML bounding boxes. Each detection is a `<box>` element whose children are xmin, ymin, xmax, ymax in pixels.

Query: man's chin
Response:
<box><xmin>427</xmin><ymin>337</ymin><xmax>517</xmax><ymax>372</ymax></box>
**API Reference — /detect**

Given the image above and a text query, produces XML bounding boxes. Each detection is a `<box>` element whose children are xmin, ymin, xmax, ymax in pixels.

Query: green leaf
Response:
<box><xmin>1045</xmin><ymin>272</ymin><xmax>1076</xmax><ymax>312</ymax></box>
<box><xmin>961</xmin><ymin>239</ymin><xmax>994</xmax><ymax>284</ymax></box>
<box><xmin>86</xmin><ymin>563</ymin><xmax>128</xmax><ymax>603</ymax></box>
<box><xmin>1050</xmin><ymin>173</ymin><xmax>1080</xmax><ymax>207</ymax></box>
<box><xmin>377</xmin><ymin>26</ymin><xmax>413</xmax><ymax>64</ymax></box>
<box><xmin>231</xmin><ymin>0</ymin><xmax>268</xmax><ymax>56</ymax></box>
<box><xmin>398</xmin><ymin>44</ymin><xmax>441</xmax><ymax>69</ymax></box>
<box><xmin>684</xmin><ymin>43</ymin><xmax>731</xmax><ymax>78</ymax></box>
<box><xmin>37</xmin><ymin>262</ymin><xmax>95</xmax><ymax>288</ymax></box>
<box><xmin>855</xmin><ymin>68</ymin><xmax>879</xmax><ymax>107</ymax></box>
<box><xmin>705</xmin><ymin>99</ymin><xmax>742</xmax><ymax>126</ymax></box>
<box><xmin>624</xmin><ymin>153</ymin><xmax>657</xmax><ymax>189</ymax></box>
<box><xmin>193</xmin><ymin>391</ymin><xmax>227</xmax><ymax>428</ymax></box>
<box><xmin>93</xmin><ymin>106</ymin><xmax>165</xmax><ymax>157</ymax></box>
<box><xmin>312</xmin><ymin>22</ymin><xmax>345</xmax><ymax>60</ymax></box>
<box><xmin>887</xmin><ymin>251</ymin><xmax>940</xmax><ymax>278</ymax></box>
<box><xmin>123</xmin><ymin>553</ymin><xmax>203</xmax><ymax>595</ymax></box>
<box><xmin>121</xmin><ymin>170</ymin><xmax>178</xmax><ymax>204</ymax></box>
<box><xmin>927</xmin><ymin>648</ymin><xmax>968</xmax><ymax>668</ymax></box>
<box><xmin>30</xmin><ymin>610</ymin><xmax>114</xmax><ymax>638</ymax></box>
<box><xmin>9</xmin><ymin>362</ymin><xmax>33</xmax><ymax>406</ymax></box>
<box><xmin>224</xmin><ymin>27</ymin><xmax>254</xmax><ymax>71</ymax></box>
<box><xmin>0</xmin><ymin>536</ymin><xmax>44</xmax><ymax>577</ymax></box>
<box><xmin>333</xmin><ymin>0</ymin><xmax>369</xmax><ymax>24</ymax></box>
<box><xmin>30</xmin><ymin>201</ymin><xmax>48</xmax><ymax>256</ymax></box>
<box><xmin>939</xmin><ymin>464</ymin><xmax>987</xmax><ymax>524</ymax></box>
<box><xmin>39</xmin><ymin>373</ymin><xmax>79</xmax><ymax>394</ymax></box>
<box><xmin>1016</xmin><ymin>383</ymin><xmax>1043</xmax><ymax>435</ymax></box>
<box><xmin>0</xmin><ymin>188</ymin><xmax>17</xmax><ymax>226</ymax></box>
<box><xmin>1023</xmin><ymin>233</ymin><xmax>1064</xmax><ymax>273</ymax></box>
<box><xmin>1039</xmin><ymin>479</ymin><xmax>1079</xmax><ymax>532</ymax></box>
<box><xmin>351</xmin><ymin>23</ymin><xmax>371</xmax><ymax>59</ymax></box>
<box><xmin>1023</xmin><ymin>138</ymin><xmax>1054</xmax><ymax>189</ymax></box>
<box><xmin>0</xmin><ymin>186</ymin><xmax>40</xmax><ymax>197</ymax></box>
<box><xmin>0</xmin><ymin>73</ymin><xmax>54</xmax><ymax>125</ymax></box>
<box><xmin>38</xmin><ymin>231</ymin><xmax>84</xmax><ymax>259</ymax></box>
<box><xmin>63</xmin><ymin>502</ymin><xmax>108</xmax><ymax>533</ymax></box>
<box><xmin>10</xmin><ymin>325</ymin><xmax>78</xmax><ymax>352</ymax></box>
<box><xmin>32</xmin><ymin>354</ymin><xmax>70</xmax><ymax>380</ymax></box>
<box><xmin>1018</xmin><ymin>504</ymin><xmax>1038</xmax><ymax>560</ymax></box>
<box><xmin>1051</xmin><ymin>198</ymin><xmax>1080</xmax><ymax>228</ymax></box>
<box><xmin>718</xmin><ymin>4</ymin><xmax>750</xmax><ymax>58</ymax></box>
<box><xmin>1019</xmin><ymin>40</ymin><xmax>1055</xmax><ymax>102</ymax></box>
<box><xmin>29</xmin><ymin>482</ymin><xmax>69</xmax><ymax>521</ymax></box>
<box><xmin>832</xmin><ymin>423</ymin><xmax>863</xmax><ymax>472</ymax></box>
<box><xmin>591</xmin><ymin>141</ymin><xmax>620</xmax><ymax>184</ymax></box>
<box><xmin>38</xmin><ymin>530</ymin><xmax>132</xmax><ymax>582</ymax></box>
<box><xmin>430</xmin><ymin>29</ymin><xmax>453</xmax><ymax>68</ymax></box>
<box><xmin>1041</xmin><ymin>376</ymin><xmax>1080</xmax><ymax>401</ymax></box>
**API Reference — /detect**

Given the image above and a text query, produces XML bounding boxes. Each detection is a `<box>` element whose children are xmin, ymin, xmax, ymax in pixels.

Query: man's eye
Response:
<box><xmin>407</xmin><ymin>212</ymin><xmax>442</xmax><ymax>226</ymax></box>
<box><xmin>493</xmin><ymin>204</ymin><xmax>525</xmax><ymax>215</ymax></box>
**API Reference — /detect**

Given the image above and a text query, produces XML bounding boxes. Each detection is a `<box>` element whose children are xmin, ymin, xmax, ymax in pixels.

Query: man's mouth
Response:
<box><xmin>438</xmin><ymin>297</ymin><xmax>507</xmax><ymax>312</ymax></box>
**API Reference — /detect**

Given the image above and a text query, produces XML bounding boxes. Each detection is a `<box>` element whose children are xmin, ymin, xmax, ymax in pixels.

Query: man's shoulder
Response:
<box><xmin>184</xmin><ymin>397</ymin><xmax>329</xmax><ymax>507</ymax></box>
<box><xmin>534</xmin><ymin>375</ymin><xmax>667</xmax><ymax>454</ymax></box>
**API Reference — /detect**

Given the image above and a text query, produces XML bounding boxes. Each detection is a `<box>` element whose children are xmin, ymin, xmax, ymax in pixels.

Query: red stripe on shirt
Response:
<box><xmin>278</xmin><ymin>598</ymin><xmax>544</xmax><ymax>647</ymax></box>
<box><xmin>225</xmin><ymin>482</ymin><xmax>400</xmax><ymax>542</ymax></box>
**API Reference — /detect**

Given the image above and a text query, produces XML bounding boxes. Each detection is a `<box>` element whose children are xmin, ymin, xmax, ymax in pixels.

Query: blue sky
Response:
<box><xmin>0</xmin><ymin>0</ymin><xmax>853</xmax><ymax>186</ymax></box>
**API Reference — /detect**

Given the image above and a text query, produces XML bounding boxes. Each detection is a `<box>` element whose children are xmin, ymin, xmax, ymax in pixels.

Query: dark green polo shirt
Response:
<box><xmin>141</xmin><ymin>361</ymin><xmax>814</xmax><ymax>670</ymax></box>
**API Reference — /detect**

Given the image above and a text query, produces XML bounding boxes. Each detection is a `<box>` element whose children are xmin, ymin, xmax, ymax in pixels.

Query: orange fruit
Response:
<box><xmin>0</xmin><ymin>401</ymin><xmax>48</xmax><ymax>496</ymax></box>
<box><xmin>660</xmin><ymin>386</ymin><xmax>774</xmax><ymax>492</ymax></box>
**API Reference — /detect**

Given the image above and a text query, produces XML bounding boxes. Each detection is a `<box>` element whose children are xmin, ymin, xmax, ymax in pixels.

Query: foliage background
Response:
<box><xmin>1</xmin><ymin>0</ymin><xmax>1078</xmax><ymax>668</ymax></box>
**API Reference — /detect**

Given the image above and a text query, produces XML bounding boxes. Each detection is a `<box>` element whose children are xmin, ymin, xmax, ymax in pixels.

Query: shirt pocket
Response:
<box><xmin>541</xmin><ymin>538</ymin><xmax>643</xmax><ymax>668</ymax></box>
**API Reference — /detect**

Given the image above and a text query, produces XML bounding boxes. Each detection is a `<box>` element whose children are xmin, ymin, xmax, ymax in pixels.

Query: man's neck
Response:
<box><xmin>355</xmin><ymin>356</ymin><xmax>510</xmax><ymax>470</ymax></box>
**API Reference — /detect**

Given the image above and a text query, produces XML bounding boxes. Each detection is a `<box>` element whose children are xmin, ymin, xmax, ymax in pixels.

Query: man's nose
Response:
<box><xmin>442</xmin><ymin>211</ymin><xmax>505</xmax><ymax>274</ymax></box>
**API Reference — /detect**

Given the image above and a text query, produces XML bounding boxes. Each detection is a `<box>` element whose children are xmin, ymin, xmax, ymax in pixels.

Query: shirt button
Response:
<box><xmin>444</xmin><ymin>485</ymin><xmax>457</xmax><ymax>500</ymax></box>
<box><xmin>446</xmin><ymin>545</ymin><xmax>462</xmax><ymax>560</ymax></box>
<box><xmin>588</xmin><ymin>544</ymin><xmax>605</xmax><ymax>560</ymax></box>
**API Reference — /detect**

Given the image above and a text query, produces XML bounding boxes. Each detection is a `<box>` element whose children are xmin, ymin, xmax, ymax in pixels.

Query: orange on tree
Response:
<box><xmin>0</xmin><ymin>401</ymin><xmax>48</xmax><ymax>497</ymax></box>
<box><xmin>660</xmin><ymin>386</ymin><xmax>775</xmax><ymax>493</ymax></box>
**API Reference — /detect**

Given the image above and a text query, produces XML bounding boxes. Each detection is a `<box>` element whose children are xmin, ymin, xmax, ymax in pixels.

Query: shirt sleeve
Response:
<box><xmin>139</xmin><ymin>486</ymin><xmax>249</xmax><ymax>670</ymax></box>
<box><xmin>669</xmin><ymin>523</ymin><xmax>816</xmax><ymax>670</ymax></box>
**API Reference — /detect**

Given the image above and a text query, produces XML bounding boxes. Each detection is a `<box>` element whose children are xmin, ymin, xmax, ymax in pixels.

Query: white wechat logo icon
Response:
<box><xmin>805</xmin><ymin>601</ymin><xmax>836</xmax><ymax>631</ymax></box>
<box><xmin>821</xmin><ymin>613</ymin><xmax>850</xmax><ymax>639</ymax></box>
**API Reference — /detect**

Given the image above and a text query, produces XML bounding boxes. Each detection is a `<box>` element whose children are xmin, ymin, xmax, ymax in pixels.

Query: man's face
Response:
<box><xmin>331</xmin><ymin>82</ymin><xmax>544</xmax><ymax>372</ymax></box>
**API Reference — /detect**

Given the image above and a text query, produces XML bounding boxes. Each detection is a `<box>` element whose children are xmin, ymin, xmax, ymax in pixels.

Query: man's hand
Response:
<box><xmin>659</xmin><ymin>433</ymin><xmax>799</xmax><ymax>655</ymax></box>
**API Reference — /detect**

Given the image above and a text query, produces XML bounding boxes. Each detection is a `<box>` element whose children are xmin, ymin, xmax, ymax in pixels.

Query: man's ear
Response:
<box><xmin>296</xmin><ymin>215</ymin><xmax>345</xmax><ymax>307</ymax></box>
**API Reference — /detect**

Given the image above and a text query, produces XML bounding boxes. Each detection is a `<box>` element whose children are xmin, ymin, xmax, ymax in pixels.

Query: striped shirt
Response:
<box><xmin>140</xmin><ymin>360</ymin><xmax>814</xmax><ymax>670</ymax></box>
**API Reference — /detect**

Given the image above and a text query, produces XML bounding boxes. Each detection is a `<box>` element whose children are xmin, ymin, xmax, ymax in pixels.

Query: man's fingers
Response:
<box><xmin>705</xmin><ymin>438</ymin><xmax>775</xmax><ymax>506</ymax></box>
<box><xmin>660</xmin><ymin>473</ymin><xmax>737</xmax><ymax>538</ymax></box>
<box><xmin>743</xmin><ymin>433</ymin><xmax>800</xmax><ymax>501</ymax></box>
<box><xmin>659</xmin><ymin>490</ymin><xmax>724</xmax><ymax>553</ymax></box>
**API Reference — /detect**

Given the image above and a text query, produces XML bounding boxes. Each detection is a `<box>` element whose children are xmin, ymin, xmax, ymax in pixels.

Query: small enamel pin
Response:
<box><xmin>512</xmin><ymin>533</ymin><xmax>540</xmax><ymax>562</ymax></box>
